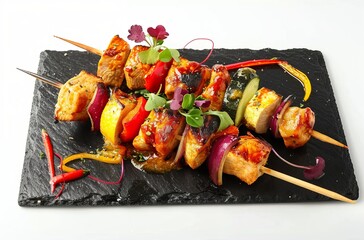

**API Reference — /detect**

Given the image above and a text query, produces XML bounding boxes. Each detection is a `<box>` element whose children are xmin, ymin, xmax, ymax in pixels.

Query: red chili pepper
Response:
<box><xmin>50</xmin><ymin>169</ymin><xmax>89</xmax><ymax>192</ymax></box>
<box><xmin>120</xmin><ymin>96</ymin><xmax>150</xmax><ymax>142</ymax></box>
<box><xmin>224</xmin><ymin>59</ymin><xmax>287</xmax><ymax>71</ymax></box>
<box><xmin>144</xmin><ymin>60</ymin><xmax>173</xmax><ymax>93</ymax></box>
<box><xmin>41</xmin><ymin>129</ymin><xmax>56</xmax><ymax>180</ymax></box>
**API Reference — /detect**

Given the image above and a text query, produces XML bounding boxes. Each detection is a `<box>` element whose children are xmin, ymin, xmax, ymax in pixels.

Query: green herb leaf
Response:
<box><xmin>145</xmin><ymin>93</ymin><xmax>167</xmax><ymax>111</ymax></box>
<box><xmin>180</xmin><ymin>108</ymin><xmax>204</xmax><ymax>128</ymax></box>
<box><xmin>138</xmin><ymin>48</ymin><xmax>159</xmax><ymax>64</ymax></box>
<box><xmin>205</xmin><ymin>110</ymin><xmax>234</xmax><ymax>131</ymax></box>
<box><xmin>159</xmin><ymin>49</ymin><xmax>172</xmax><ymax>62</ymax></box>
<box><xmin>169</xmin><ymin>49</ymin><xmax>180</xmax><ymax>62</ymax></box>
<box><xmin>182</xmin><ymin>94</ymin><xmax>195</xmax><ymax>110</ymax></box>
<box><xmin>157</xmin><ymin>39</ymin><xmax>164</xmax><ymax>45</ymax></box>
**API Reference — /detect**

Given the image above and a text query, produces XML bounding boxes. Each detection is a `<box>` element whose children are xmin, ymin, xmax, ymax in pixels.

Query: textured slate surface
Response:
<box><xmin>18</xmin><ymin>49</ymin><xmax>358</xmax><ymax>206</ymax></box>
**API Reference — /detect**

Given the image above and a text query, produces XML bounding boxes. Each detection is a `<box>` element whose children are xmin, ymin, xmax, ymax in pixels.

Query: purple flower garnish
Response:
<box><xmin>147</xmin><ymin>25</ymin><xmax>169</xmax><ymax>40</ymax></box>
<box><xmin>127</xmin><ymin>25</ymin><xmax>146</xmax><ymax>43</ymax></box>
<box><xmin>194</xmin><ymin>99</ymin><xmax>211</xmax><ymax>108</ymax></box>
<box><xmin>303</xmin><ymin>157</ymin><xmax>325</xmax><ymax>180</ymax></box>
<box><xmin>170</xmin><ymin>87</ymin><xmax>188</xmax><ymax>110</ymax></box>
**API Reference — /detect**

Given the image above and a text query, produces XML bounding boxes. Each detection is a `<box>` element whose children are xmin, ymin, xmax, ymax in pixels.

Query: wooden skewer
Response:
<box><xmin>312</xmin><ymin>130</ymin><xmax>348</xmax><ymax>149</ymax></box>
<box><xmin>17</xmin><ymin>68</ymin><xmax>63</xmax><ymax>89</ymax></box>
<box><xmin>54</xmin><ymin>35</ymin><xmax>103</xmax><ymax>56</ymax></box>
<box><xmin>261</xmin><ymin>166</ymin><xmax>355</xmax><ymax>203</ymax></box>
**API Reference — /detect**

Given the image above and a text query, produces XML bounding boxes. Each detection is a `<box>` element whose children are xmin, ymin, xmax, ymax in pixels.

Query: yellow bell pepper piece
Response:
<box><xmin>61</xmin><ymin>151</ymin><xmax>123</xmax><ymax>173</ymax></box>
<box><xmin>278</xmin><ymin>62</ymin><xmax>312</xmax><ymax>102</ymax></box>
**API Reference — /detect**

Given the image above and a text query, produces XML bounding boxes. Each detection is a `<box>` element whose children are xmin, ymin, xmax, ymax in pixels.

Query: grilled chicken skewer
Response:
<box><xmin>55</xmin><ymin>35</ymin><xmax>347</xmax><ymax>150</ymax></box>
<box><xmin>17</xmin><ymin>68</ymin><xmax>101</xmax><ymax>121</ymax></box>
<box><xmin>217</xmin><ymin>134</ymin><xmax>355</xmax><ymax>203</ymax></box>
<box><xmin>17</xmin><ymin>72</ymin><xmax>355</xmax><ymax>203</ymax></box>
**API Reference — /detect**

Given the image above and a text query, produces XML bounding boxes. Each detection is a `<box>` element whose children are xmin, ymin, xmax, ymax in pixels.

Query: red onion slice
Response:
<box><xmin>207</xmin><ymin>135</ymin><xmax>238</xmax><ymax>185</ymax></box>
<box><xmin>174</xmin><ymin>126</ymin><xmax>189</xmax><ymax>163</ymax></box>
<box><xmin>303</xmin><ymin>157</ymin><xmax>326</xmax><ymax>180</ymax></box>
<box><xmin>87</xmin><ymin>83</ymin><xmax>110</xmax><ymax>131</ymax></box>
<box><xmin>270</xmin><ymin>94</ymin><xmax>293</xmax><ymax>138</ymax></box>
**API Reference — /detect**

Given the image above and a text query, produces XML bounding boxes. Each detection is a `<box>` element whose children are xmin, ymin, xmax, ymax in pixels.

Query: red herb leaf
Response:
<box><xmin>170</xmin><ymin>87</ymin><xmax>188</xmax><ymax>110</ymax></box>
<box><xmin>194</xmin><ymin>99</ymin><xmax>211</xmax><ymax>108</ymax></box>
<box><xmin>147</xmin><ymin>25</ymin><xmax>169</xmax><ymax>40</ymax></box>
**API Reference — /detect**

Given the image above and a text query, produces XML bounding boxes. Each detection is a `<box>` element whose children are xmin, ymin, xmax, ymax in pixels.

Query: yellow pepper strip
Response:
<box><xmin>278</xmin><ymin>62</ymin><xmax>312</xmax><ymax>102</ymax></box>
<box><xmin>62</xmin><ymin>152</ymin><xmax>122</xmax><ymax>173</ymax></box>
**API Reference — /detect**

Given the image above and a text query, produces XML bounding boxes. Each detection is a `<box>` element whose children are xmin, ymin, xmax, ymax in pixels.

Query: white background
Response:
<box><xmin>1</xmin><ymin>0</ymin><xmax>363</xmax><ymax>239</ymax></box>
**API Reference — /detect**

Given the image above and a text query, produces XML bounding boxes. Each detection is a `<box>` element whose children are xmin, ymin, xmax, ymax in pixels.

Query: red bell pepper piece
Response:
<box><xmin>119</xmin><ymin>96</ymin><xmax>150</xmax><ymax>142</ymax></box>
<box><xmin>144</xmin><ymin>60</ymin><xmax>173</xmax><ymax>93</ymax></box>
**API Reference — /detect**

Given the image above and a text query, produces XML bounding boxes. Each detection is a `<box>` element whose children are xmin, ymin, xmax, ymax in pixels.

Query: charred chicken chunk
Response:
<box><xmin>201</xmin><ymin>64</ymin><xmax>231</xmax><ymax>111</ymax></box>
<box><xmin>124</xmin><ymin>45</ymin><xmax>151</xmax><ymax>90</ymax></box>
<box><xmin>97</xmin><ymin>35</ymin><xmax>130</xmax><ymax>87</ymax></box>
<box><xmin>55</xmin><ymin>70</ymin><xmax>100</xmax><ymax>121</ymax></box>
<box><xmin>184</xmin><ymin>115</ymin><xmax>220</xmax><ymax>169</ymax></box>
<box><xmin>133</xmin><ymin>108</ymin><xmax>186</xmax><ymax>157</ymax></box>
<box><xmin>164</xmin><ymin>57</ymin><xmax>211</xmax><ymax>99</ymax></box>
<box><xmin>223</xmin><ymin>135</ymin><xmax>271</xmax><ymax>185</ymax></box>
<box><xmin>279</xmin><ymin>106</ymin><xmax>315</xmax><ymax>148</ymax></box>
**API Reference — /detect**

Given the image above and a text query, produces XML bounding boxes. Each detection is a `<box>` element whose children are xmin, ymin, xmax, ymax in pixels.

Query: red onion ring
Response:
<box><xmin>207</xmin><ymin>135</ymin><xmax>238</xmax><ymax>185</ymax></box>
<box><xmin>87</xmin><ymin>83</ymin><xmax>110</xmax><ymax>131</ymax></box>
<box><xmin>269</xmin><ymin>94</ymin><xmax>293</xmax><ymax>138</ymax></box>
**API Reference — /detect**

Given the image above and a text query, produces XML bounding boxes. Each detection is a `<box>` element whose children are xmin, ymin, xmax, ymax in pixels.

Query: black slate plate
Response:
<box><xmin>18</xmin><ymin>49</ymin><xmax>358</xmax><ymax>206</ymax></box>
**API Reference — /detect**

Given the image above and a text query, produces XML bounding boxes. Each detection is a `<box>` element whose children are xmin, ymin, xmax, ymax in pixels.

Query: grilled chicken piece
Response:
<box><xmin>184</xmin><ymin>115</ymin><xmax>220</xmax><ymax>169</ymax></box>
<box><xmin>124</xmin><ymin>45</ymin><xmax>151</xmax><ymax>90</ymax></box>
<box><xmin>201</xmin><ymin>64</ymin><xmax>231</xmax><ymax>111</ymax></box>
<box><xmin>164</xmin><ymin>57</ymin><xmax>211</xmax><ymax>99</ymax></box>
<box><xmin>244</xmin><ymin>87</ymin><xmax>282</xmax><ymax>134</ymax></box>
<box><xmin>97</xmin><ymin>35</ymin><xmax>130</xmax><ymax>87</ymax></box>
<box><xmin>133</xmin><ymin>108</ymin><xmax>186</xmax><ymax>157</ymax></box>
<box><xmin>223</xmin><ymin>135</ymin><xmax>271</xmax><ymax>185</ymax></box>
<box><xmin>55</xmin><ymin>70</ymin><xmax>100</xmax><ymax>121</ymax></box>
<box><xmin>279</xmin><ymin>106</ymin><xmax>315</xmax><ymax>148</ymax></box>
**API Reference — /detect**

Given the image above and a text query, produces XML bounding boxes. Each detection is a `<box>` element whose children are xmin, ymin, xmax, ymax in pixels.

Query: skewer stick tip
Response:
<box><xmin>53</xmin><ymin>35</ymin><xmax>103</xmax><ymax>56</ymax></box>
<box><xmin>17</xmin><ymin>67</ymin><xmax>63</xmax><ymax>89</ymax></box>
<box><xmin>312</xmin><ymin>130</ymin><xmax>348</xmax><ymax>149</ymax></box>
<box><xmin>261</xmin><ymin>166</ymin><xmax>356</xmax><ymax>204</ymax></box>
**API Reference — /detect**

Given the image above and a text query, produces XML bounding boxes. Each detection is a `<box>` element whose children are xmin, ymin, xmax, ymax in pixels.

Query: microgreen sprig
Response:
<box><xmin>127</xmin><ymin>24</ymin><xmax>180</xmax><ymax>64</ymax></box>
<box><xmin>143</xmin><ymin>85</ymin><xmax>167</xmax><ymax>111</ymax></box>
<box><xmin>170</xmin><ymin>87</ymin><xmax>234</xmax><ymax>130</ymax></box>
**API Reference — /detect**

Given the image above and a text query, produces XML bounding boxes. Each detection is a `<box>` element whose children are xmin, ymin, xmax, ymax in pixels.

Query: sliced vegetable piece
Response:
<box><xmin>225</xmin><ymin>59</ymin><xmax>312</xmax><ymax>102</ymax></box>
<box><xmin>120</xmin><ymin>96</ymin><xmax>150</xmax><ymax>142</ymax></box>
<box><xmin>235</xmin><ymin>76</ymin><xmax>260</xmax><ymax>126</ymax></box>
<box><xmin>278</xmin><ymin>62</ymin><xmax>311</xmax><ymax>102</ymax></box>
<box><xmin>271</xmin><ymin>147</ymin><xmax>325</xmax><ymax>180</ymax></box>
<box><xmin>222</xmin><ymin>68</ymin><xmax>258</xmax><ymax>121</ymax></box>
<box><xmin>145</xmin><ymin>60</ymin><xmax>173</xmax><ymax>93</ymax></box>
<box><xmin>207</xmin><ymin>135</ymin><xmax>238</xmax><ymax>185</ymax></box>
<box><xmin>269</xmin><ymin>94</ymin><xmax>293</xmax><ymax>138</ymax></box>
<box><xmin>61</xmin><ymin>151</ymin><xmax>124</xmax><ymax>173</ymax></box>
<box><xmin>225</xmin><ymin>59</ymin><xmax>286</xmax><ymax>70</ymax></box>
<box><xmin>100</xmin><ymin>91</ymin><xmax>136</xmax><ymax>145</ymax></box>
<box><xmin>87</xmin><ymin>82</ymin><xmax>110</xmax><ymax>131</ymax></box>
